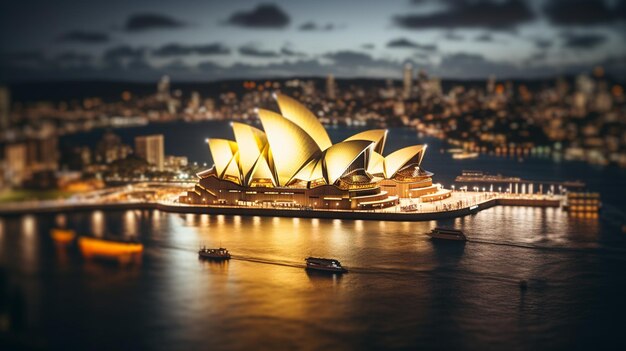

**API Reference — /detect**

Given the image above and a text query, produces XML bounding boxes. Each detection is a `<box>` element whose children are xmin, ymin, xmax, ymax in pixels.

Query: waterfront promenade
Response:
<box><xmin>0</xmin><ymin>188</ymin><xmax>563</xmax><ymax>221</ymax></box>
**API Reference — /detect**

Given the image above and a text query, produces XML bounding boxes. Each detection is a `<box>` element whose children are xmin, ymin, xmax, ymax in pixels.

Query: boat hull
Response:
<box><xmin>198</xmin><ymin>253</ymin><xmax>231</xmax><ymax>260</ymax></box>
<box><xmin>305</xmin><ymin>264</ymin><xmax>347</xmax><ymax>273</ymax></box>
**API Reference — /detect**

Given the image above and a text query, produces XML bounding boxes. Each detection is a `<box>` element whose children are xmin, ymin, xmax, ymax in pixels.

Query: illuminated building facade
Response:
<box><xmin>181</xmin><ymin>94</ymin><xmax>448</xmax><ymax>210</ymax></box>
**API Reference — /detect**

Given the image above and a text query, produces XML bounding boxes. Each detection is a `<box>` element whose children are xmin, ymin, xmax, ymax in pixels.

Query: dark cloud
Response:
<box><xmin>103</xmin><ymin>45</ymin><xmax>146</xmax><ymax>62</ymax></box>
<box><xmin>281</xmin><ymin>47</ymin><xmax>306</xmax><ymax>57</ymax></box>
<box><xmin>561</xmin><ymin>33</ymin><xmax>607</xmax><ymax>49</ymax></box>
<box><xmin>54</xmin><ymin>51</ymin><xmax>93</xmax><ymax>64</ymax></box>
<box><xmin>394</xmin><ymin>0</ymin><xmax>535</xmax><ymax>30</ymax></box>
<box><xmin>361</xmin><ymin>43</ymin><xmax>375</xmax><ymax>50</ymax></box>
<box><xmin>0</xmin><ymin>50</ymin><xmax>45</xmax><ymax>64</ymax></box>
<box><xmin>226</xmin><ymin>4</ymin><xmax>290</xmax><ymax>28</ymax></box>
<box><xmin>475</xmin><ymin>33</ymin><xmax>493</xmax><ymax>42</ymax></box>
<box><xmin>299</xmin><ymin>22</ymin><xmax>335</xmax><ymax>31</ymax></box>
<box><xmin>153</xmin><ymin>43</ymin><xmax>230</xmax><ymax>57</ymax></box>
<box><xmin>125</xmin><ymin>13</ymin><xmax>185</xmax><ymax>32</ymax></box>
<box><xmin>57</xmin><ymin>31</ymin><xmax>109</xmax><ymax>44</ymax></box>
<box><xmin>386</xmin><ymin>38</ymin><xmax>437</xmax><ymax>51</ymax></box>
<box><xmin>238</xmin><ymin>46</ymin><xmax>280</xmax><ymax>58</ymax></box>
<box><xmin>324</xmin><ymin>51</ymin><xmax>376</xmax><ymax>65</ymax></box>
<box><xmin>534</xmin><ymin>39</ymin><xmax>553</xmax><ymax>49</ymax></box>
<box><xmin>444</xmin><ymin>32</ymin><xmax>464</xmax><ymax>41</ymax></box>
<box><xmin>544</xmin><ymin>0</ymin><xmax>626</xmax><ymax>26</ymax></box>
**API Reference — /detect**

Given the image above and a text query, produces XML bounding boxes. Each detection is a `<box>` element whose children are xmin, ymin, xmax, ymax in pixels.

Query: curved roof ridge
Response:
<box><xmin>274</xmin><ymin>93</ymin><xmax>333</xmax><ymax>151</ymax></box>
<box><xmin>384</xmin><ymin>145</ymin><xmax>426</xmax><ymax>178</ymax></box>
<box><xmin>257</xmin><ymin>108</ymin><xmax>321</xmax><ymax>186</ymax></box>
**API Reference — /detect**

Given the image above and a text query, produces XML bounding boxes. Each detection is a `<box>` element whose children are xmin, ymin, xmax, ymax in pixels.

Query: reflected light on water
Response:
<box><xmin>253</xmin><ymin>216</ymin><xmax>261</xmax><ymax>227</ymax></box>
<box><xmin>55</xmin><ymin>213</ymin><xmax>67</xmax><ymax>228</ymax></box>
<box><xmin>21</xmin><ymin>215</ymin><xmax>38</xmax><ymax>269</ymax></box>
<box><xmin>200</xmin><ymin>214</ymin><xmax>209</xmax><ymax>226</ymax></box>
<box><xmin>91</xmin><ymin>211</ymin><xmax>105</xmax><ymax>237</ymax></box>
<box><xmin>124</xmin><ymin>210</ymin><xmax>137</xmax><ymax>237</ymax></box>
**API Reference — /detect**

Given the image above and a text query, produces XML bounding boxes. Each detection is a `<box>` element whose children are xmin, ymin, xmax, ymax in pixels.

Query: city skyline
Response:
<box><xmin>1</xmin><ymin>0</ymin><xmax>626</xmax><ymax>82</ymax></box>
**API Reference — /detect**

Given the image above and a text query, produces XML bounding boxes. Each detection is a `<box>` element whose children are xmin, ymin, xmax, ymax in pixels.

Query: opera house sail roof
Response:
<box><xmin>205</xmin><ymin>93</ymin><xmax>428</xmax><ymax>189</ymax></box>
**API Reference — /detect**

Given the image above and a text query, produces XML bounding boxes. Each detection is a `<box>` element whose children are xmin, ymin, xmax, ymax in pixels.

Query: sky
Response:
<box><xmin>1</xmin><ymin>0</ymin><xmax>625</xmax><ymax>82</ymax></box>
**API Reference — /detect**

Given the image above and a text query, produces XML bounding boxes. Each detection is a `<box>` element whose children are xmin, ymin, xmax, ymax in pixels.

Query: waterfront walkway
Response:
<box><xmin>0</xmin><ymin>190</ymin><xmax>563</xmax><ymax>221</ymax></box>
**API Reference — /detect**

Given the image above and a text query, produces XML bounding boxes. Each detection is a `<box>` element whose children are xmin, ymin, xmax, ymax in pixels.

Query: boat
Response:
<box><xmin>427</xmin><ymin>227</ymin><xmax>468</xmax><ymax>241</ymax></box>
<box><xmin>452</xmin><ymin>152</ymin><xmax>479</xmax><ymax>160</ymax></box>
<box><xmin>198</xmin><ymin>246</ymin><xmax>231</xmax><ymax>260</ymax></box>
<box><xmin>305</xmin><ymin>257</ymin><xmax>347</xmax><ymax>273</ymax></box>
<box><xmin>78</xmin><ymin>236</ymin><xmax>143</xmax><ymax>263</ymax></box>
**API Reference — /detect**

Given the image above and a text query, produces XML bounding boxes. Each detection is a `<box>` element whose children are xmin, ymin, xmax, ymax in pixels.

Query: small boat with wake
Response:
<box><xmin>305</xmin><ymin>257</ymin><xmax>347</xmax><ymax>273</ymax></box>
<box><xmin>427</xmin><ymin>227</ymin><xmax>468</xmax><ymax>242</ymax></box>
<box><xmin>198</xmin><ymin>246</ymin><xmax>231</xmax><ymax>260</ymax></box>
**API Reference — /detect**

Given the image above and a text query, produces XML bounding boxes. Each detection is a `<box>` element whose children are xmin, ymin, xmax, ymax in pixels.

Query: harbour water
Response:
<box><xmin>1</xmin><ymin>122</ymin><xmax>625</xmax><ymax>350</ymax></box>
<box><xmin>1</xmin><ymin>206</ymin><xmax>625</xmax><ymax>350</ymax></box>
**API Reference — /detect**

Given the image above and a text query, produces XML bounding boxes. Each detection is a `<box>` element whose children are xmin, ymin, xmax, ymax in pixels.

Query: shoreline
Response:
<box><xmin>0</xmin><ymin>196</ymin><xmax>561</xmax><ymax>221</ymax></box>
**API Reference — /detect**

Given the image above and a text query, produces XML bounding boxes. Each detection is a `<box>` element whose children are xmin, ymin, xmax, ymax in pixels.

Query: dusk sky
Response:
<box><xmin>1</xmin><ymin>0</ymin><xmax>625</xmax><ymax>82</ymax></box>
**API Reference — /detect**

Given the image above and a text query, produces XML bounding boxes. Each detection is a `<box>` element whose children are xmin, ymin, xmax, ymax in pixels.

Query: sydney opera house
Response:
<box><xmin>180</xmin><ymin>94</ymin><xmax>451</xmax><ymax>210</ymax></box>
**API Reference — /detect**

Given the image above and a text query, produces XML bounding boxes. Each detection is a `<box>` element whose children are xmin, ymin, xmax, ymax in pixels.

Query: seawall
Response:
<box><xmin>0</xmin><ymin>197</ymin><xmax>562</xmax><ymax>222</ymax></box>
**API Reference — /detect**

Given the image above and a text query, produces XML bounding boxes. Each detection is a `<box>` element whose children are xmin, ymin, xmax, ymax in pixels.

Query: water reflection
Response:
<box><xmin>1</xmin><ymin>206</ymin><xmax>623</xmax><ymax>350</ymax></box>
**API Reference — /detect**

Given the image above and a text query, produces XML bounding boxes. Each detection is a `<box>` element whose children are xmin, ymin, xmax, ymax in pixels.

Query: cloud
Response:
<box><xmin>475</xmin><ymin>33</ymin><xmax>493</xmax><ymax>42</ymax></box>
<box><xmin>361</xmin><ymin>43</ymin><xmax>375</xmax><ymax>50</ymax></box>
<box><xmin>393</xmin><ymin>0</ymin><xmax>535</xmax><ymax>30</ymax></box>
<box><xmin>444</xmin><ymin>32</ymin><xmax>464</xmax><ymax>41</ymax></box>
<box><xmin>386</xmin><ymin>38</ymin><xmax>437</xmax><ymax>51</ymax></box>
<box><xmin>57</xmin><ymin>31</ymin><xmax>109</xmax><ymax>44</ymax></box>
<box><xmin>54</xmin><ymin>51</ymin><xmax>93</xmax><ymax>64</ymax></box>
<box><xmin>226</xmin><ymin>4</ymin><xmax>290</xmax><ymax>28</ymax></box>
<box><xmin>299</xmin><ymin>22</ymin><xmax>335</xmax><ymax>31</ymax></box>
<box><xmin>103</xmin><ymin>45</ymin><xmax>146</xmax><ymax>62</ymax></box>
<box><xmin>238</xmin><ymin>45</ymin><xmax>280</xmax><ymax>58</ymax></box>
<box><xmin>324</xmin><ymin>51</ymin><xmax>376</xmax><ymax>65</ymax></box>
<box><xmin>534</xmin><ymin>39</ymin><xmax>553</xmax><ymax>49</ymax></box>
<box><xmin>281</xmin><ymin>47</ymin><xmax>306</xmax><ymax>57</ymax></box>
<box><xmin>153</xmin><ymin>43</ymin><xmax>230</xmax><ymax>57</ymax></box>
<box><xmin>124</xmin><ymin>13</ymin><xmax>185</xmax><ymax>32</ymax></box>
<box><xmin>561</xmin><ymin>33</ymin><xmax>607</xmax><ymax>49</ymax></box>
<box><xmin>544</xmin><ymin>0</ymin><xmax>626</xmax><ymax>26</ymax></box>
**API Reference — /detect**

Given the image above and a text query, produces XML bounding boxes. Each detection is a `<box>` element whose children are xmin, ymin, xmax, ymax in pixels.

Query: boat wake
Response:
<box><xmin>467</xmin><ymin>238</ymin><xmax>626</xmax><ymax>257</ymax></box>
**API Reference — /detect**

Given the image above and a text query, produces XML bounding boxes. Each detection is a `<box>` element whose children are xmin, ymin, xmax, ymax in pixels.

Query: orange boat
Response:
<box><xmin>78</xmin><ymin>236</ymin><xmax>143</xmax><ymax>264</ymax></box>
<box><xmin>51</xmin><ymin>229</ymin><xmax>76</xmax><ymax>245</ymax></box>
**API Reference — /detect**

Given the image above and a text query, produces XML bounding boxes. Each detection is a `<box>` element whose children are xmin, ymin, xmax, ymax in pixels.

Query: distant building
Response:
<box><xmin>403</xmin><ymin>63</ymin><xmax>413</xmax><ymax>100</ymax></box>
<box><xmin>3</xmin><ymin>137</ymin><xmax>59</xmax><ymax>187</ymax></box>
<box><xmin>135</xmin><ymin>134</ymin><xmax>164</xmax><ymax>171</ymax></box>
<box><xmin>0</xmin><ymin>86</ymin><xmax>9</xmax><ymax>130</ymax></box>
<box><xmin>326</xmin><ymin>74</ymin><xmax>336</xmax><ymax>100</ymax></box>
<box><xmin>157</xmin><ymin>75</ymin><xmax>171</xmax><ymax>102</ymax></box>
<box><xmin>95</xmin><ymin>131</ymin><xmax>132</xmax><ymax>164</ymax></box>
<box><xmin>486</xmin><ymin>75</ymin><xmax>496</xmax><ymax>95</ymax></box>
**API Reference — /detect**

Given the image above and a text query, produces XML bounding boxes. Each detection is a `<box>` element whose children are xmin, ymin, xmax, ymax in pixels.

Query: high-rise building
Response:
<box><xmin>403</xmin><ymin>63</ymin><xmax>413</xmax><ymax>100</ymax></box>
<box><xmin>189</xmin><ymin>91</ymin><xmax>201</xmax><ymax>111</ymax></box>
<box><xmin>326</xmin><ymin>74</ymin><xmax>336</xmax><ymax>100</ymax></box>
<box><xmin>135</xmin><ymin>134</ymin><xmax>164</xmax><ymax>171</ymax></box>
<box><xmin>157</xmin><ymin>75</ymin><xmax>171</xmax><ymax>102</ymax></box>
<box><xmin>487</xmin><ymin>75</ymin><xmax>496</xmax><ymax>95</ymax></box>
<box><xmin>0</xmin><ymin>86</ymin><xmax>10</xmax><ymax>130</ymax></box>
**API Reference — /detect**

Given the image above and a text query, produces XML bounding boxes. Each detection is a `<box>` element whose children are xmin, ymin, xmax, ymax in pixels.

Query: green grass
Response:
<box><xmin>0</xmin><ymin>189</ymin><xmax>77</xmax><ymax>203</ymax></box>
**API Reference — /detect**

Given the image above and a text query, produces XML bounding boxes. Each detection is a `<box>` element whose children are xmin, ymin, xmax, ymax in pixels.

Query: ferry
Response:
<box><xmin>427</xmin><ymin>227</ymin><xmax>468</xmax><ymax>242</ymax></box>
<box><xmin>198</xmin><ymin>246</ymin><xmax>231</xmax><ymax>260</ymax></box>
<box><xmin>305</xmin><ymin>257</ymin><xmax>347</xmax><ymax>273</ymax></box>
